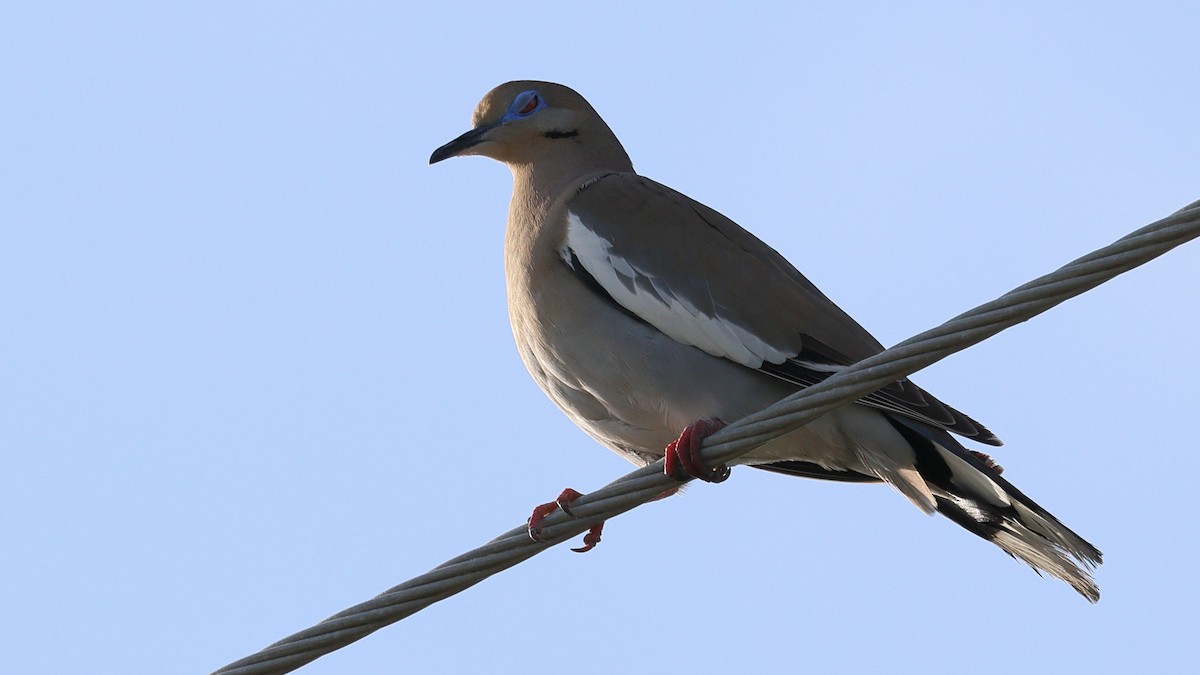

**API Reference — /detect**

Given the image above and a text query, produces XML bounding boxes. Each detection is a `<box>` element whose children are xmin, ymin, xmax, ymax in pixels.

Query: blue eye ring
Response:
<box><xmin>504</xmin><ymin>90</ymin><xmax>545</xmax><ymax>120</ymax></box>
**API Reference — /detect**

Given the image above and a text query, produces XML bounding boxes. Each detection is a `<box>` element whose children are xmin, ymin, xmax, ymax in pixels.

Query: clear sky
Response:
<box><xmin>4</xmin><ymin>3</ymin><xmax>1199</xmax><ymax>674</ymax></box>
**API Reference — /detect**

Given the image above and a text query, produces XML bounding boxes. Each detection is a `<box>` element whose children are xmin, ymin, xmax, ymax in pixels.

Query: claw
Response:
<box><xmin>527</xmin><ymin>499</ymin><xmax>560</xmax><ymax>544</ymax></box>
<box><xmin>664</xmin><ymin>418</ymin><xmax>730</xmax><ymax>483</ymax></box>
<box><xmin>556</xmin><ymin>488</ymin><xmax>583</xmax><ymax>517</ymax></box>
<box><xmin>526</xmin><ymin>418</ymin><xmax>730</xmax><ymax>553</ymax></box>
<box><xmin>527</xmin><ymin>488</ymin><xmax>604</xmax><ymax>552</ymax></box>
<box><xmin>571</xmin><ymin>523</ymin><xmax>604</xmax><ymax>553</ymax></box>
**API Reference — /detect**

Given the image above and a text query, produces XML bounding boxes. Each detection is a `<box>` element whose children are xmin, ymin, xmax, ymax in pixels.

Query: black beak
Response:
<box><xmin>429</xmin><ymin>123</ymin><xmax>497</xmax><ymax>164</ymax></box>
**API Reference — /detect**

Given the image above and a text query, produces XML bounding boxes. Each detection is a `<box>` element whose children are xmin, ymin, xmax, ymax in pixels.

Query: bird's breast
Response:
<box><xmin>506</xmin><ymin>242</ymin><xmax>795</xmax><ymax>461</ymax></box>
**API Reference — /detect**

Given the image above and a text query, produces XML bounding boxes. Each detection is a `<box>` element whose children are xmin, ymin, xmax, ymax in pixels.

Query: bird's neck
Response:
<box><xmin>507</xmin><ymin>164</ymin><xmax>555</xmax><ymax>234</ymax></box>
<box><xmin>506</xmin><ymin>145</ymin><xmax>634</xmax><ymax>228</ymax></box>
<box><xmin>502</xmin><ymin>152</ymin><xmax>631</xmax><ymax>309</ymax></box>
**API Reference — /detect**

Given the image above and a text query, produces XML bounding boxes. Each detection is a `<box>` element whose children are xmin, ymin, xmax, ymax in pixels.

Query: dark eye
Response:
<box><xmin>517</xmin><ymin>94</ymin><xmax>540</xmax><ymax>115</ymax></box>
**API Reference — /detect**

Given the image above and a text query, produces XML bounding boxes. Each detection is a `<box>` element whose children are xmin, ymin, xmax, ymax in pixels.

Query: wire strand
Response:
<box><xmin>213</xmin><ymin>199</ymin><xmax>1200</xmax><ymax>674</ymax></box>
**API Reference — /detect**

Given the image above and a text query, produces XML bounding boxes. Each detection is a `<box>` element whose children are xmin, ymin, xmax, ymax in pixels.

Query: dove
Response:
<box><xmin>430</xmin><ymin>81</ymin><xmax>1101</xmax><ymax>600</ymax></box>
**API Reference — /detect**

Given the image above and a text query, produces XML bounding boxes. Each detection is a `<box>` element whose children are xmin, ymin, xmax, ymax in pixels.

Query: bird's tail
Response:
<box><xmin>888</xmin><ymin>416</ymin><xmax>1103</xmax><ymax>602</ymax></box>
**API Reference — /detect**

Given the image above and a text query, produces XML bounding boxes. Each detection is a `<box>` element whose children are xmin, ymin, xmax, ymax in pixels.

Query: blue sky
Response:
<box><xmin>4</xmin><ymin>3</ymin><xmax>1199</xmax><ymax>673</ymax></box>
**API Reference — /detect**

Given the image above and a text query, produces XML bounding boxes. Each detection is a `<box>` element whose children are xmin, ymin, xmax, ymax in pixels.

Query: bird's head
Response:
<box><xmin>429</xmin><ymin>81</ymin><xmax>630</xmax><ymax>171</ymax></box>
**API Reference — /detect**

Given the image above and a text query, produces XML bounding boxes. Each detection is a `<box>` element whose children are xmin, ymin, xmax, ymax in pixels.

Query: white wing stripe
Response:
<box><xmin>565</xmin><ymin>212</ymin><xmax>793</xmax><ymax>368</ymax></box>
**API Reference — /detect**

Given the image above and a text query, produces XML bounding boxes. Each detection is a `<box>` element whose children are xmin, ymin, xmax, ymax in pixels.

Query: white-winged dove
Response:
<box><xmin>430</xmin><ymin>81</ymin><xmax>1101</xmax><ymax>601</ymax></box>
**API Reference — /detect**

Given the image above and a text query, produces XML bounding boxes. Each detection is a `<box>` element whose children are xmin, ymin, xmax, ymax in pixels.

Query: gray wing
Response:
<box><xmin>560</xmin><ymin>172</ymin><xmax>1001</xmax><ymax>446</ymax></box>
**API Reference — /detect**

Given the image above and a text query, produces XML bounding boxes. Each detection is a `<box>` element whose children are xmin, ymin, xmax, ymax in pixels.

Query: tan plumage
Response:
<box><xmin>431</xmin><ymin>80</ymin><xmax>1101</xmax><ymax>601</ymax></box>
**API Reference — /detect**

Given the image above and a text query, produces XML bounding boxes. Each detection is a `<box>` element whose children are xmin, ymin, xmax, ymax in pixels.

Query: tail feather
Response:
<box><xmin>888</xmin><ymin>416</ymin><xmax>1102</xmax><ymax>602</ymax></box>
<box><xmin>854</xmin><ymin>445</ymin><xmax>938</xmax><ymax>514</ymax></box>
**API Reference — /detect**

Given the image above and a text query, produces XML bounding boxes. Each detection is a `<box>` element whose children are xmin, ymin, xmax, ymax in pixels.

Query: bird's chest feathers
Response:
<box><xmin>506</xmin><ymin>233</ymin><xmax>660</xmax><ymax>407</ymax></box>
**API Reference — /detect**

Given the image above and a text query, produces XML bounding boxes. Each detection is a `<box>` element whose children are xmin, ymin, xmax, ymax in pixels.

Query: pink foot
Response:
<box><xmin>664</xmin><ymin>418</ymin><xmax>730</xmax><ymax>483</ymax></box>
<box><xmin>573</xmin><ymin>523</ymin><xmax>604</xmax><ymax>553</ymax></box>
<box><xmin>527</xmin><ymin>488</ymin><xmax>605</xmax><ymax>553</ymax></box>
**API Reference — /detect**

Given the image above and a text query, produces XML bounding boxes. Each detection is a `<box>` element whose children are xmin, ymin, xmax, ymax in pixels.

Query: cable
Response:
<box><xmin>213</xmin><ymin>200</ymin><xmax>1200</xmax><ymax>674</ymax></box>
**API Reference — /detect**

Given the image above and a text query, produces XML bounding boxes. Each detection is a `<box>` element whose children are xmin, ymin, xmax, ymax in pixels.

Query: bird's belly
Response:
<box><xmin>514</xmin><ymin>295</ymin><xmax>863</xmax><ymax>472</ymax></box>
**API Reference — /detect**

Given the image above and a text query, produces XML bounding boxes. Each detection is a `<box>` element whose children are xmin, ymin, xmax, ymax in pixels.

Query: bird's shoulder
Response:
<box><xmin>555</xmin><ymin>172</ymin><xmax>883</xmax><ymax>365</ymax></box>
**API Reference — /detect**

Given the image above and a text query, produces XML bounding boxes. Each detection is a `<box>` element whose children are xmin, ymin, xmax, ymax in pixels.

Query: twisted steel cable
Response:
<box><xmin>214</xmin><ymin>199</ymin><xmax>1200</xmax><ymax>674</ymax></box>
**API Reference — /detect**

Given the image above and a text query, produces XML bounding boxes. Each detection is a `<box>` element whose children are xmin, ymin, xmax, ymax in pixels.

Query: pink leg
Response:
<box><xmin>526</xmin><ymin>488</ymin><xmax>605</xmax><ymax>553</ymax></box>
<box><xmin>526</xmin><ymin>418</ymin><xmax>728</xmax><ymax>553</ymax></box>
<box><xmin>663</xmin><ymin>418</ymin><xmax>730</xmax><ymax>483</ymax></box>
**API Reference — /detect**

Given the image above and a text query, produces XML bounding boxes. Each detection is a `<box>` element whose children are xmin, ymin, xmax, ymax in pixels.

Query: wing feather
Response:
<box><xmin>561</xmin><ymin>172</ymin><xmax>1001</xmax><ymax>445</ymax></box>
